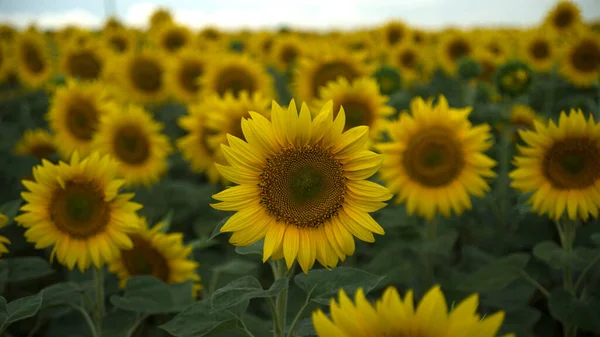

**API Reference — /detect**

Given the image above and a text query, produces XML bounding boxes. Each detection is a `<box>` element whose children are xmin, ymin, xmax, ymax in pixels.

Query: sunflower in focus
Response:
<box><xmin>312</xmin><ymin>285</ymin><xmax>514</xmax><ymax>337</ymax></box>
<box><xmin>154</xmin><ymin>23</ymin><xmax>193</xmax><ymax>54</ymax></box>
<box><xmin>380</xmin><ymin>21</ymin><xmax>410</xmax><ymax>49</ymax></box>
<box><xmin>438</xmin><ymin>31</ymin><xmax>474</xmax><ymax>75</ymax></box>
<box><xmin>15</xmin><ymin>153</ymin><xmax>142</xmax><ymax>271</ymax></box>
<box><xmin>520</xmin><ymin>30</ymin><xmax>556</xmax><ymax>73</ymax></box>
<box><xmin>109</xmin><ymin>216</ymin><xmax>201</xmax><ymax>293</ymax></box>
<box><xmin>103</xmin><ymin>28</ymin><xmax>136</xmax><ymax>56</ymax></box>
<box><xmin>378</xmin><ymin>96</ymin><xmax>496</xmax><ymax>220</ymax></box>
<box><xmin>15</xmin><ymin>31</ymin><xmax>53</xmax><ymax>88</ymax></box>
<box><xmin>200</xmin><ymin>53</ymin><xmax>274</xmax><ymax>99</ymax></box>
<box><xmin>271</xmin><ymin>36</ymin><xmax>304</xmax><ymax>72</ymax></box>
<box><xmin>166</xmin><ymin>48</ymin><xmax>209</xmax><ymax>104</ymax></box>
<box><xmin>293</xmin><ymin>48</ymin><xmax>372</xmax><ymax>103</ymax></box>
<box><xmin>211</xmin><ymin>99</ymin><xmax>391</xmax><ymax>273</ymax></box>
<box><xmin>510</xmin><ymin>109</ymin><xmax>600</xmax><ymax>221</ymax></box>
<box><xmin>390</xmin><ymin>43</ymin><xmax>423</xmax><ymax>85</ymax></box>
<box><xmin>0</xmin><ymin>213</ymin><xmax>10</xmax><ymax>257</ymax></box>
<box><xmin>314</xmin><ymin>77</ymin><xmax>394</xmax><ymax>141</ymax></box>
<box><xmin>15</xmin><ymin>129</ymin><xmax>58</xmax><ymax>161</ymax></box>
<box><xmin>544</xmin><ymin>1</ymin><xmax>583</xmax><ymax>36</ymax></box>
<box><xmin>116</xmin><ymin>49</ymin><xmax>169</xmax><ymax>104</ymax></box>
<box><xmin>60</xmin><ymin>40</ymin><xmax>108</xmax><ymax>81</ymax></box>
<box><xmin>92</xmin><ymin>104</ymin><xmax>172</xmax><ymax>187</ymax></box>
<box><xmin>560</xmin><ymin>31</ymin><xmax>600</xmax><ymax>87</ymax></box>
<box><xmin>47</xmin><ymin>81</ymin><xmax>115</xmax><ymax>158</ymax></box>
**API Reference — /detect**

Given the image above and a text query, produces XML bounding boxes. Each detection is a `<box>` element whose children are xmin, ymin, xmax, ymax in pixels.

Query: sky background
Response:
<box><xmin>0</xmin><ymin>0</ymin><xmax>599</xmax><ymax>31</ymax></box>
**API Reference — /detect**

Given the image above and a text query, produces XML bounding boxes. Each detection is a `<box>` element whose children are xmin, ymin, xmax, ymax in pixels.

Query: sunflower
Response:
<box><xmin>0</xmin><ymin>24</ymin><xmax>16</xmax><ymax>43</ymax></box>
<box><xmin>438</xmin><ymin>31</ymin><xmax>474</xmax><ymax>75</ymax></box>
<box><xmin>390</xmin><ymin>43</ymin><xmax>423</xmax><ymax>85</ymax></box>
<box><xmin>15</xmin><ymin>129</ymin><xmax>58</xmax><ymax>161</ymax></box>
<box><xmin>560</xmin><ymin>31</ymin><xmax>600</xmax><ymax>87</ymax></box>
<box><xmin>314</xmin><ymin>77</ymin><xmax>394</xmax><ymax>141</ymax></box>
<box><xmin>109</xmin><ymin>216</ymin><xmax>201</xmax><ymax>292</ymax></box>
<box><xmin>473</xmin><ymin>49</ymin><xmax>500</xmax><ymax>82</ymax></box>
<box><xmin>15</xmin><ymin>31</ymin><xmax>53</xmax><ymax>88</ymax></box>
<box><xmin>103</xmin><ymin>28</ymin><xmax>136</xmax><ymax>56</ymax></box>
<box><xmin>380</xmin><ymin>21</ymin><xmax>410</xmax><ymax>49</ymax></box>
<box><xmin>60</xmin><ymin>40</ymin><xmax>108</xmax><ymax>81</ymax></box>
<box><xmin>378</xmin><ymin>96</ymin><xmax>497</xmax><ymax>220</ymax></box>
<box><xmin>271</xmin><ymin>36</ymin><xmax>305</xmax><ymax>72</ymax></box>
<box><xmin>167</xmin><ymin>47</ymin><xmax>209</xmax><ymax>104</ymax></box>
<box><xmin>154</xmin><ymin>23</ymin><xmax>193</xmax><ymax>54</ymax></box>
<box><xmin>15</xmin><ymin>152</ymin><xmax>142</xmax><ymax>271</ymax></box>
<box><xmin>293</xmin><ymin>48</ymin><xmax>372</xmax><ymax>103</ymax></box>
<box><xmin>117</xmin><ymin>49</ymin><xmax>169</xmax><ymax>104</ymax></box>
<box><xmin>411</xmin><ymin>28</ymin><xmax>429</xmax><ymax>46</ymax></box>
<box><xmin>0</xmin><ymin>42</ymin><xmax>11</xmax><ymax>82</ymax></box>
<box><xmin>312</xmin><ymin>285</ymin><xmax>514</xmax><ymax>337</ymax></box>
<box><xmin>0</xmin><ymin>213</ymin><xmax>10</xmax><ymax>257</ymax></box>
<box><xmin>149</xmin><ymin>8</ymin><xmax>174</xmax><ymax>30</ymax></box>
<box><xmin>47</xmin><ymin>81</ymin><xmax>116</xmax><ymax>158</ymax></box>
<box><xmin>103</xmin><ymin>16</ymin><xmax>124</xmax><ymax>31</ymax></box>
<box><xmin>544</xmin><ymin>1</ymin><xmax>582</xmax><ymax>36</ymax></box>
<box><xmin>92</xmin><ymin>104</ymin><xmax>172</xmax><ymax>187</ymax></box>
<box><xmin>520</xmin><ymin>30</ymin><xmax>556</xmax><ymax>73</ymax></box>
<box><xmin>197</xmin><ymin>27</ymin><xmax>223</xmax><ymax>47</ymax></box>
<box><xmin>510</xmin><ymin>104</ymin><xmax>545</xmax><ymax>132</ymax></box>
<box><xmin>200</xmin><ymin>53</ymin><xmax>274</xmax><ymax>99</ymax></box>
<box><xmin>510</xmin><ymin>109</ymin><xmax>600</xmax><ymax>221</ymax></box>
<box><xmin>210</xmin><ymin>99</ymin><xmax>391</xmax><ymax>273</ymax></box>
<box><xmin>250</xmin><ymin>31</ymin><xmax>275</xmax><ymax>60</ymax></box>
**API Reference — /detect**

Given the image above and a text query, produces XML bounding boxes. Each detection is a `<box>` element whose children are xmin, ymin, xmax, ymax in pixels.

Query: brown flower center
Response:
<box><xmin>30</xmin><ymin>143</ymin><xmax>57</xmax><ymax>160</ymax></box>
<box><xmin>66</xmin><ymin>96</ymin><xmax>100</xmax><ymax>141</ymax></box>
<box><xmin>311</xmin><ymin>61</ymin><xmax>359</xmax><ymax>98</ymax></box>
<box><xmin>387</xmin><ymin>27</ymin><xmax>404</xmax><ymax>45</ymax></box>
<box><xmin>554</xmin><ymin>8</ymin><xmax>575</xmax><ymax>29</ymax></box>
<box><xmin>399</xmin><ymin>50</ymin><xmax>417</xmax><ymax>69</ymax></box>
<box><xmin>543</xmin><ymin>137</ymin><xmax>600</xmax><ymax>189</ymax></box>
<box><xmin>215</xmin><ymin>65</ymin><xmax>257</xmax><ymax>97</ymax></box>
<box><xmin>448</xmin><ymin>39</ymin><xmax>471</xmax><ymax>62</ymax></box>
<box><xmin>530</xmin><ymin>40</ymin><xmax>550</xmax><ymax>60</ymax></box>
<box><xmin>570</xmin><ymin>38</ymin><xmax>600</xmax><ymax>73</ymax></box>
<box><xmin>334</xmin><ymin>99</ymin><xmax>373</xmax><ymax>130</ymax></box>
<box><xmin>66</xmin><ymin>50</ymin><xmax>103</xmax><ymax>80</ymax></box>
<box><xmin>21</xmin><ymin>40</ymin><xmax>45</xmax><ymax>74</ymax></box>
<box><xmin>178</xmin><ymin>59</ymin><xmax>204</xmax><ymax>94</ymax></box>
<box><xmin>130</xmin><ymin>56</ymin><xmax>163</xmax><ymax>94</ymax></box>
<box><xmin>121</xmin><ymin>234</ymin><xmax>170</xmax><ymax>282</ymax></box>
<box><xmin>163</xmin><ymin>30</ymin><xmax>187</xmax><ymax>52</ymax></box>
<box><xmin>280</xmin><ymin>45</ymin><xmax>299</xmax><ymax>67</ymax></box>
<box><xmin>113</xmin><ymin>125</ymin><xmax>151</xmax><ymax>165</ymax></box>
<box><xmin>109</xmin><ymin>36</ymin><xmax>128</xmax><ymax>53</ymax></box>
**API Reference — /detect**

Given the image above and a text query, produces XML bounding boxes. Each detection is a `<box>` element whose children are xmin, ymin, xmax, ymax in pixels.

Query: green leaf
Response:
<box><xmin>41</xmin><ymin>282</ymin><xmax>87</xmax><ymax>308</ymax></box>
<box><xmin>160</xmin><ymin>300</ymin><xmax>247</xmax><ymax>337</ymax></box>
<box><xmin>235</xmin><ymin>240</ymin><xmax>263</xmax><ymax>256</ymax></box>
<box><xmin>0</xmin><ymin>292</ymin><xmax>43</xmax><ymax>331</ymax></box>
<box><xmin>209</xmin><ymin>217</ymin><xmax>231</xmax><ymax>240</ymax></box>
<box><xmin>533</xmin><ymin>241</ymin><xmax>598</xmax><ymax>270</ymax></box>
<box><xmin>101</xmin><ymin>310</ymin><xmax>143</xmax><ymax>337</ymax></box>
<box><xmin>214</xmin><ymin>259</ymin><xmax>257</xmax><ymax>275</ymax></box>
<box><xmin>211</xmin><ymin>276</ymin><xmax>287</xmax><ymax>312</ymax></box>
<box><xmin>420</xmin><ymin>229</ymin><xmax>459</xmax><ymax>256</ymax></box>
<box><xmin>591</xmin><ymin>233</ymin><xmax>600</xmax><ymax>246</ymax></box>
<box><xmin>0</xmin><ymin>257</ymin><xmax>55</xmax><ymax>283</ymax></box>
<box><xmin>0</xmin><ymin>199</ymin><xmax>22</xmax><ymax>222</ymax></box>
<box><xmin>156</xmin><ymin>209</ymin><xmax>174</xmax><ymax>233</ymax></box>
<box><xmin>459</xmin><ymin>253</ymin><xmax>530</xmax><ymax>292</ymax></box>
<box><xmin>110</xmin><ymin>276</ymin><xmax>194</xmax><ymax>314</ymax></box>
<box><xmin>294</xmin><ymin>267</ymin><xmax>384</xmax><ymax>305</ymax></box>
<box><xmin>291</xmin><ymin>317</ymin><xmax>316</xmax><ymax>337</ymax></box>
<box><xmin>548</xmin><ymin>289</ymin><xmax>600</xmax><ymax>333</ymax></box>
<box><xmin>188</xmin><ymin>236</ymin><xmax>219</xmax><ymax>250</ymax></box>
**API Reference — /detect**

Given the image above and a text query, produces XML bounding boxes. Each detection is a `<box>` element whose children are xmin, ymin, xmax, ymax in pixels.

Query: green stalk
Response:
<box><xmin>271</xmin><ymin>259</ymin><xmax>290</xmax><ymax>337</ymax></box>
<box><xmin>94</xmin><ymin>267</ymin><xmax>105</xmax><ymax>333</ymax></box>
<box><xmin>556</xmin><ymin>220</ymin><xmax>578</xmax><ymax>337</ymax></box>
<box><xmin>423</xmin><ymin>217</ymin><xmax>438</xmax><ymax>287</ymax></box>
<box><xmin>497</xmin><ymin>126</ymin><xmax>513</xmax><ymax>229</ymax></box>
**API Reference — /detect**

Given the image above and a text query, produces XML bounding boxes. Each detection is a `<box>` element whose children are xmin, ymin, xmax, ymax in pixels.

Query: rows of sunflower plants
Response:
<box><xmin>0</xmin><ymin>1</ymin><xmax>599</xmax><ymax>336</ymax></box>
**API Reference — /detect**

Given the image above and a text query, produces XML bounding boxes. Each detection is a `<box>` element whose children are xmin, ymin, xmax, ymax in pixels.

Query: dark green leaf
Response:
<box><xmin>110</xmin><ymin>276</ymin><xmax>194</xmax><ymax>314</ymax></box>
<box><xmin>211</xmin><ymin>276</ymin><xmax>287</xmax><ymax>312</ymax></box>
<box><xmin>459</xmin><ymin>253</ymin><xmax>530</xmax><ymax>292</ymax></box>
<box><xmin>156</xmin><ymin>209</ymin><xmax>174</xmax><ymax>233</ymax></box>
<box><xmin>0</xmin><ymin>199</ymin><xmax>22</xmax><ymax>222</ymax></box>
<box><xmin>188</xmin><ymin>236</ymin><xmax>219</xmax><ymax>250</ymax></box>
<box><xmin>235</xmin><ymin>240</ymin><xmax>263</xmax><ymax>256</ymax></box>
<box><xmin>294</xmin><ymin>267</ymin><xmax>384</xmax><ymax>305</ymax></box>
<box><xmin>214</xmin><ymin>259</ymin><xmax>257</xmax><ymax>275</ymax></box>
<box><xmin>533</xmin><ymin>241</ymin><xmax>599</xmax><ymax>270</ymax></box>
<box><xmin>1</xmin><ymin>292</ymin><xmax>43</xmax><ymax>331</ymax></box>
<box><xmin>209</xmin><ymin>217</ymin><xmax>231</xmax><ymax>240</ymax></box>
<box><xmin>160</xmin><ymin>300</ymin><xmax>247</xmax><ymax>337</ymax></box>
<box><xmin>548</xmin><ymin>289</ymin><xmax>600</xmax><ymax>333</ymax></box>
<box><xmin>0</xmin><ymin>257</ymin><xmax>55</xmax><ymax>283</ymax></box>
<box><xmin>591</xmin><ymin>233</ymin><xmax>600</xmax><ymax>246</ymax></box>
<box><xmin>291</xmin><ymin>317</ymin><xmax>316</xmax><ymax>337</ymax></box>
<box><xmin>420</xmin><ymin>229</ymin><xmax>459</xmax><ymax>256</ymax></box>
<box><xmin>101</xmin><ymin>309</ymin><xmax>143</xmax><ymax>337</ymax></box>
<box><xmin>41</xmin><ymin>282</ymin><xmax>87</xmax><ymax>308</ymax></box>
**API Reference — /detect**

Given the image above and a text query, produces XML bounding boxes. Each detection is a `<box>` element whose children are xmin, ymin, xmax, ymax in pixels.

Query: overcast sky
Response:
<box><xmin>0</xmin><ymin>0</ymin><xmax>599</xmax><ymax>31</ymax></box>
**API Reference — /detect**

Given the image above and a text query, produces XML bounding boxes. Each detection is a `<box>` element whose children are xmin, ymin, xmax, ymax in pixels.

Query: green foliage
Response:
<box><xmin>110</xmin><ymin>276</ymin><xmax>195</xmax><ymax>314</ymax></box>
<box><xmin>458</xmin><ymin>253</ymin><xmax>530</xmax><ymax>292</ymax></box>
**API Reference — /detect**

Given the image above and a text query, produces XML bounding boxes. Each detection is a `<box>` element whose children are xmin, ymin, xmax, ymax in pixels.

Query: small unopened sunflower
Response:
<box><xmin>15</xmin><ymin>31</ymin><xmax>53</xmax><ymax>88</ymax></box>
<box><xmin>544</xmin><ymin>1</ymin><xmax>583</xmax><ymax>36</ymax></box>
<box><xmin>520</xmin><ymin>30</ymin><xmax>556</xmax><ymax>73</ymax></box>
<box><xmin>16</xmin><ymin>153</ymin><xmax>142</xmax><ymax>271</ymax></box>
<box><xmin>314</xmin><ymin>77</ymin><xmax>394</xmax><ymax>141</ymax></box>
<box><xmin>167</xmin><ymin>48</ymin><xmax>209</xmax><ymax>104</ymax></box>
<box><xmin>312</xmin><ymin>285</ymin><xmax>514</xmax><ymax>337</ymax></box>
<box><xmin>495</xmin><ymin>61</ymin><xmax>534</xmax><ymax>98</ymax></box>
<box><xmin>510</xmin><ymin>109</ymin><xmax>600</xmax><ymax>221</ymax></box>
<box><xmin>560</xmin><ymin>31</ymin><xmax>600</xmax><ymax>87</ymax></box>
<box><xmin>378</xmin><ymin>96</ymin><xmax>497</xmax><ymax>220</ymax></box>
<box><xmin>438</xmin><ymin>31</ymin><xmax>474</xmax><ymax>75</ymax></box>
<box><xmin>200</xmin><ymin>53</ymin><xmax>274</xmax><ymax>99</ymax></box>
<box><xmin>47</xmin><ymin>81</ymin><xmax>116</xmax><ymax>158</ymax></box>
<box><xmin>0</xmin><ymin>213</ymin><xmax>10</xmax><ymax>257</ymax></box>
<box><xmin>211</xmin><ymin>99</ymin><xmax>391</xmax><ymax>273</ymax></box>
<box><xmin>117</xmin><ymin>49</ymin><xmax>169</xmax><ymax>104</ymax></box>
<box><xmin>92</xmin><ymin>104</ymin><xmax>172</xmax><ymax>187</ymax></box>
<box><xmin>15</xmin><ymin>129</ymin><xmax>58</xmax><ymax>161</ymax></box>
<box><xmin>109</xmin><ymin>216</ymin><xmax>201</xmax><ymax>293</ymax></box>
<box><xmin>153</xmin><ymin>23</ymin><xmax>193</xmax><ymax>54</ymax></box>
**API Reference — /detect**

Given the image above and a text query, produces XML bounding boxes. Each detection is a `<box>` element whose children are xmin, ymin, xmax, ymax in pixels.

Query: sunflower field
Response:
<box><xmin>0</xmin><ymin>1</ymin><xmax>600</xmax><ymax>336</ymax></box>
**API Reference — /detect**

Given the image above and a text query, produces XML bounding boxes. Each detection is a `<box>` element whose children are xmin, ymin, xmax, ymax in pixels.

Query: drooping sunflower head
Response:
<box><xmin>438</xmin><ymin>31</ymin><xmax>474</xmax><ymax>75</ymax></box>
<box><xmin>380</xmin><ymin>21</ymin><xmax>410</xmax><ymax>48</ymax></box>
<box><xmin>372</xmin><ymin>65</ymin><xmax>402</xmax><ymax>96</ymax></box>
<box><xmin>118</xmin><ymin>49</ymin><xmax>169</xmax><ymax>104</ymax></box>
<box><xmin>109</xmin><ymin>216</ymin><xmax>201</xmax><ymax>293</ymax></box>
<box><xmin>560</xmin><ymin>31</ymin><xmax>600</xmax><ymax>88</ymax></box>
<box><xmin>103</xmin><ymin>28</ymin><xmax>136</xmax><ymax>56</ymax></box>
<box><xmin>166</xmin><ymin>47</ymin><xmax>209</xmax><ymax>104</ymax></box>
<box><xmin>15</xmin><ymin>129</ymin><xmax>58</xmax><ymax>161</ymax></box>
<box><xmin>60</xmin><ymin>40</ymin><xmax>108</xmax><ymax>81</ymax></box>
<box><xmin>200</xmin><ymin>53</ymin><xmax>274</xmax><ymax>99</ymax></box>
<box><xmin>15</xmin><ymin>152</ymin><xmax>142</xmax><ymax>271</ymax></box>
<box><xmin>510</xmin><ymin>109</ymin><xmax>600</xmax><ymax>221</ymax></box>
<box><xmin>154</xmin><ymin>23</ymin><xmax>193</xmax><ymax>54</ymax></box>
<box><xmin>211</xmin><ymin>99</ymin><xmax>391</xmax><ymax>273</ymax></box>
<box><xmin>271</xmin><ymin>36</ymin><xmax>305</xmax><ymax>72</ymax></box>
<box><xmin>494</xmin><ymin>60</ymin><xmax>534</xmax><ymax>98</ymax></box>
<box><xmin>314</xmin><ymin>77</ymin><xmax>394</xmax><ymax>140</ymax></box>
<box><xmin>520</xmin><ymin>29</ymin><xmax>556</xmax><ymax>73</ymax></box>
<box><xmin>92</xmin><ymin>104</ymin><xmax>172</xmax><ymax>187</ymax></box>
<box><xmin>312</xmin><ymin>285</ymin><xmax>514</xmax><ymax>337</ymax></box>
<box><xmin>544</xmin><ymin>1</ymin><xmax>582</xmax><ymax>35</ymax></box>
<box><xmin>47</xmin><ymin>80</ymin><xmax>116</xmax><ymax>158</ymax></box>
<box><xmin>378</xmin><ymin>96</ymin><xmax>497</xmax><ymax>220</ymax></box>
<box><xmin>15</xmin><ymin>30</ymin><xmax>53</xmax><ymax>88</ymax></box>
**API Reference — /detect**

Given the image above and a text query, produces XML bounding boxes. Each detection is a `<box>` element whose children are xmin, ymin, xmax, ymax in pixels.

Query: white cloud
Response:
<box><xmin>0</xmin><ymin>9</ymin><xmax>102</xmax><ymax>30</ymax></box>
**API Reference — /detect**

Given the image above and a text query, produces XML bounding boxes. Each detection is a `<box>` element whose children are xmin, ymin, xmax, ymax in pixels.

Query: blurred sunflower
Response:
<box><xmin>15</xmin><ymin>153</ymin><xmax>142</xmax><ymax>271</ymax></box>
<box><xmin>60</xmin><ymin>40</ymin><xmax>108</xmax><ymax>81</ymax></box>
<box><xmin>0</xmin><ymin>24</ymin><xmax>16</xmax><ymax>43</ymax></box>
<box><xmin>378</xmin><ymin>96</ymin><xmax>496</xmax><ymax>220</ymax></box>
<box><xmin>197</xmin><ymin>27</ymin><xmax>223</xmax><ymax>47</ymax></box>
<box><xmin>167</xmin><ymin>48</ymin><xmax>209</xmax><ymax>104</ymax></box>
<box><xmin>154</xmin><ymin>23</ymin><xmax>193</xmax><ymax>54</ymax></box>
<box><xmin>480</xmin><ymin>33</ymin><xmax>510</xmax><ymax>63</ymax></box>
<box><xmin>200</xmin><ymin>53</ymin><xmax>274</xmax><ymax>99</ymax></box>
<box><xmin>312</xmin><ymin>286</ymin><xmax>514</xmax><ymax>337</ymax></box>
<box><xmin>0</xmin><ymin>213</ymin><xmax>10</xmax><ymax>257</ymax></box>
<box><xmin>109</xmin><ymin>216</ymin><xmax>201</xmax><ymax>293</ymax></box>
<box><xmin>48</xmin><ymin>81</ymin><xmax>115</xmax><ymax>158</ymax></box>
<box><xmin>390</xmin><ymin>43</ymin><xmax>423</xmax><ymax>85</ymax></box>
<box><xmin>343</xmin><ymin>32</ymin><xmax>376</xmax><ymax>57</ymax></box>
<box><xmin>314</xmin><ymin>77</ymin><xmax>394</xmax><ymax>141</ymax></box>
<box><xmin>473</xmin><ymin>49</ymin><xmax>500</xmax><ymax>82</ymax></box>
<box><xmin>510</xmin><ymin>109</ymin><xmax>600</xmax><ymax>221</ymax></box>
<box><xmin>15</xmin><ymin>30</ymin><xmax>53</xmax><ymax>88</ymax></box>
<box><xmin>520</xmin><ymin>30</ymin><xmax>556</xmax><ymax>73</ymax></box>
<box><xmin>251</xmin><ymin>31</ymin><xmax>275</xmax><ymax>61</ymax></box>
<box><xmin>438</xmin><ymin>31</ymin><xmax>474</xmax><ymax>75</ymax></box>
<box><xmin>103</xmin><ymin>28</ymin><xmax>136</xmax><ymax>56</ymax></box>
<box><xmin>15</xmin><ymin>129</ymin><xmax>58</xmax><ymax>161</ymax></box>
<box><xmin>211</xmin><ymin>99</ymin><xmax>391</xmax><ymax>273</ymax></box>
<box><xmin>509</xmin><ymin>104</ymin><xmax>545</xmax><ymax>132</ymax></box>
<box><xmin>544</xmin><ymin>1</ymin><xmax>582</xmax><ymax>36</ymax></box>
<box><xmin>92</xmin><ymin>104</ymin><xmax>171</xmax><ymax>187</ymax></box>
<box><xmin>411</xmin><ymin>28</ymin><xmax>429</xmax><ymax>46</ymax></box>
<box><xmin>560</xmin><ymin>31</ymin><xmax>600</xmax><ymax>87</ymax></box>
<box><xmin>0</xmin><ymin>42</ymin><xmax>11</xmax><ymax>82</ymax></box>
<box><xmin>380</xmin><ymin>21</ymin><xmax>410</xmax><ymax>49</ymax></box>
<box><xmin>117</xmin><ymin>49</ymin><xmax>169</xmax><ymax>104</ymax></box>
<box><xmin>149</xmin><ymin>7</ymin><xmax>174</xmax><ymax>31</ymax></box>
<box><xmin>271</xmin><ymin>36</ymin><xmax>304</xmax><ymax>72</ymax></box>
<box><xmin>103</xmin><ymin>16</ymin><xmax>124</xmax><ymax>31</ymax></box>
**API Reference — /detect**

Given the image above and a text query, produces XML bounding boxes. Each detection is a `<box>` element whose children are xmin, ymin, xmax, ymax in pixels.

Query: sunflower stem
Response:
<box><xmin>543</xmin><ymin>68</ymin><xmax>557</xmax><ymax>117</ymax></box>
<box><xmin>497</xmin><ymin>120</ymin><xmax>513</xmax><ymax>229</ymax></box>
<box><xmin>556</xmin><ymin>219</ymin><xmax>578</xmax><ymax>337</ymax></box>
<box><xmin>93</xmin><ymin>267</ymin><xmax>105</xmax><ymax>333</ymax></box>
<box><xmin>423</xmin><ymin>217</ymin><xmax>438</xmax><ymax>287</ymax></box>
<box><xmin>271</xmin><ymin>259</ymin><xmax>290</xmax><ymax>337</ymax></box>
